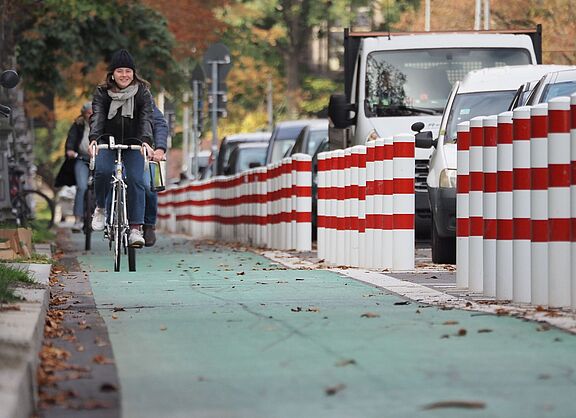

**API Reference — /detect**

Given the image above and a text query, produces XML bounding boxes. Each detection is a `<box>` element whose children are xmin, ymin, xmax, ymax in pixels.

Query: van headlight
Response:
<box><xmin>439</xmin><ymin>169</ymin><xmax>457</xmax><ymax>188</ymax></box>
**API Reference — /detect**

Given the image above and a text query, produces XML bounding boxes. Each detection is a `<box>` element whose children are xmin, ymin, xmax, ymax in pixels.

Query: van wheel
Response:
<box><xmin>431</xmin><ymin>214</ymin><xmax>456</xmax><ymax>264</ymax></box>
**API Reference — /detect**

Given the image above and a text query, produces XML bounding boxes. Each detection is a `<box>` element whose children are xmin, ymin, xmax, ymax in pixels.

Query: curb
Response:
<box><xmin>0</xmin><ymin>247</ymin><xmax>52</xmax><ymax>418</ymax></box>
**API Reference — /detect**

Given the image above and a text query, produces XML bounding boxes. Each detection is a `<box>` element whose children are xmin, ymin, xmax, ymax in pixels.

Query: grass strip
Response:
<box><xmin>0</xmin><ymin>264</ymin><xmax>35</xmax><ymax>303</ymax></box>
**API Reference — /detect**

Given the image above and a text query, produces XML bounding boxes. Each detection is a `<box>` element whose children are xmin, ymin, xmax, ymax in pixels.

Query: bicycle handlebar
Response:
<box><xmin>89</xmin><ymin>141</ymin><xmax>150</xmax><ymax>171</ymax></box>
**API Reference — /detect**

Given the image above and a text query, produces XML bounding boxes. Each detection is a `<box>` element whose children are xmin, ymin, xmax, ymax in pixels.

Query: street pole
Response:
<box><xmin>484</xmin><ymin>0</ymin><xmax>490</xmax><ymax>30</ymax></box>
<box><xmin>474</xmin><ymin>0</ymin><xmax>481</xmax><ymax>30</ymax></box>
<box><xmin>191</xmin><ymin>80</ymin><xmax>199</xmax><ymax>179</ymax></box>
<box><xmin>424</xmin><ymin>0</ymin><xmax>431</xmax><ymax>32</ymax></box>
<box><xmin>267</xmin><ymin>77</ymin><xmax>273</xmax><ymax>132</ymax></box>
<box><xmin>182</xmin><ymin>92</ymin><xmax>190</xmax><ymax>178</ymax></box>
<box><xmin>211</xmin><ymin>62</ymin><xmax>218</xmax><ymax>155</ymax></box>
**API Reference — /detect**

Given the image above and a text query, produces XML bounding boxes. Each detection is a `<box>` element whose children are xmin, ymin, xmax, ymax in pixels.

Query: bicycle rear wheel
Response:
<box><xmin>128</xmin><ymin>247</ymin><xmax>136</xmax><ymax>272</ymax></box>
<box><xmin>21</xmin><ymin>190</ymin><xmax>55</xmax><ymax>230</ymax></box>
<box><xmin>83</xmin><ymin>186</ymin><xmax>96</xmax><ymax>251</ymax></box>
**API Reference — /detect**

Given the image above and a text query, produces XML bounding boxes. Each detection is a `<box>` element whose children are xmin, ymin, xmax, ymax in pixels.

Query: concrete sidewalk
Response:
<box><xmin>0</xmin><ymin>244</ymin><xmax>52</xmax><ymax>418</ymax></box>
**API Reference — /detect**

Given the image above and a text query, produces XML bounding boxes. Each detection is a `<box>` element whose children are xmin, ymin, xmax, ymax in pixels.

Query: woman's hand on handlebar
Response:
<box><xmin>66</xmin><ymin>150</ymin><xmax>78</xmax><ymax>159</ymax></box>
<box><xmin>152</xmin><ymin>148</ymin><xmax>165</xmax><ymax>162</ymax></box>
<box><xmin>142</xmin><ymin>143</ymin><xmax>154</xmax><ymax>159</ymax></box>
<box><xmin>89</xmin><ymin>141</ymin><xmax>98</xmax><ymax>157</ymax></box>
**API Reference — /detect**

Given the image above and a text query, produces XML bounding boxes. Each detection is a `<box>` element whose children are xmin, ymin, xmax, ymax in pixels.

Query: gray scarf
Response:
<box><xmin>107</xmin><ymin>84</ymin><xmax>138</xmax><ymax>119</ymax></box>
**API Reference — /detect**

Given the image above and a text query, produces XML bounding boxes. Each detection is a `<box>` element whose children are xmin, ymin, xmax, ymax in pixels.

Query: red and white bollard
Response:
<box><xmin>548</xmin><ymin>97</ymin><xmax>571</xmax><ymax>308</ymax></box>
<box><xmin>483</xmin><ymin>115</ymin><xmax>498</xmax><ymax>297</ymax></box>
<box><xmin>317</xmin><ymin>152</ymin><xmax>327</xmax><ymax>260</ymax></box>
<box><xmin>357</xmin><ymin>146</ymin><xmax>367</xmax><ymax>268</ymax></box>
<box><xmin>364</xmin><ymin>141</ymin><xmax>376</xmax><ymax>268</ymax></box>
<box><xmin>392</xmin><ymin>133</ymin><xmax>415</xmax><ymax>270</ymax></box>
<box><xmin>530</xmin><ymin>103</ymin><xmax>549</xmax><ymax>306</ymax></box>
<box><xmin>292</xmin><ymin>153</ymin><xmax>312</xmax><ymax>252</ymax></box>
<box><xmin>336</xmin><ymin>149</ymin><xmax>346</xmax><ymax>266</ymax></box>
<box><xmin>468</xmin><ymin>116</ymin><xmax>484</xmax><ymax>292</ymax></box>
<box><xmin>513</xmin><ymin>106</ymin><xmax>532</xmax><ymax>304</ymax></box>
<box><xmin>571</xmin><ymin>93</ymin><xmax>576</xmax><ymax>310</ymax></box>
<box><xmin>343</xmin><ymin>148</ymin><xmax>353</xmax><ymax>265</ymax></box>
<box><xmin>496</xmin><ymin>111</ymin><xmax>514</xmax><ymax>300</ymax></box>
<box><xmin>456</xmin><ymin>121</ymin><xmax>470</xmax><ymax>289</ymax></box>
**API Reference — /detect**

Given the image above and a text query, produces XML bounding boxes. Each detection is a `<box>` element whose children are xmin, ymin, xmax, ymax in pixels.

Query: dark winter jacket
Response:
<box><xmin>64</xmin><ymin>119</ymin><xmax>85</xmax><ymax>154</ymax></box>
<box><xmin>152</xmin><ymin>103</ymin><xmax>168</xmax><ymax>152</ymax></box>
<box><xmin>89</xmin><ymin>83</ymin><xmax>153</xmax><ymax>146</ymax></box>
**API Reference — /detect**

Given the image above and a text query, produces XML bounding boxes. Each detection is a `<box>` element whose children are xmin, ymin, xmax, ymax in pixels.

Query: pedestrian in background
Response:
<box><xmin>89</xmin><ymin>49</ymin><xmax>154</xmax><ymax>248</ymax></box>
<box><xmin>144</xmin><ymin>101</ymin><xmax>168</xmax><ymax>246</ymax></box>
<box><xmin>64</xmin><ymin>102</ymin><xmax>92</xmax><ymax>232</ymax></box>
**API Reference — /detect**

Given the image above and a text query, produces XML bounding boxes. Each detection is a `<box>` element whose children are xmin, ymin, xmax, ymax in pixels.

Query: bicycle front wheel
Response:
<box><xmin>113</xmin><ymin>185</ymin><xmax>123</xmax><ymax>272</ymax></box>
<box><xmin>20</xmin><ymin>190</ymin><xmax>55</xmax><ymax>230</ymax></box>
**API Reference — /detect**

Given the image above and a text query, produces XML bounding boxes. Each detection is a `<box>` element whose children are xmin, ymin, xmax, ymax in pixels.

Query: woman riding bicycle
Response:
<box><xmin>64</xmin><ymin>102</ymin><xmax>92</xmax><ymax>232</ymax></box>
<box><xmin>88</xmin><ymin>49</ymin><xmax>153</xmax><ymax>248</ymax></box>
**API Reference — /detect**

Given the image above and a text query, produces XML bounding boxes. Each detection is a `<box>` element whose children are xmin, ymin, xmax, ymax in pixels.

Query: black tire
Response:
<box><xmin>431</xmin><ymin>214</ymin><xmax>456</xmax><ymax>264</ymax></box>
<box><xmin>83</xmin><ymin>187</ymin><xmax>96</xmax><ymax>251</ymax></box>
<box><xmin>20</xmin><ymin>190</ymin><xmax>55</xmax><ymax>230</ymax></box>
<box><xmin>128</xmin><ymin>247</ymin><xmax>136</xmax><ymax>272</ymax></box>
<box><xmin>113</xmin><ymin>185</ymin><xmax>123</xmax><ymax>272</ymax></box>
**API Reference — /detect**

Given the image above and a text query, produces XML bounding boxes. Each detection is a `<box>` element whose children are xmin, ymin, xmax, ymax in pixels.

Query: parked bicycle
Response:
<box><xmin>9</xmin><ymin>161</ymin><xmax>55</xmax><ymax>230</ymax></box>
<box><xmin>90</xmin><ymin>137</ymin><xmax>148</xmax><ymax>272</ymax></box>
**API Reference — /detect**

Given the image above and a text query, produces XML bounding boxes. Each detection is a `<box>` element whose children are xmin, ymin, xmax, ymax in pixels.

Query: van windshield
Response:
<box><xmin>445</xmin><ymin>91</ymin><xmax>517</xmax><ymax>142</ymax></box>
<box><xmin>365</xmin><ymin>48</ymin><xmax>531</xmax><ymax>117</ymax></box>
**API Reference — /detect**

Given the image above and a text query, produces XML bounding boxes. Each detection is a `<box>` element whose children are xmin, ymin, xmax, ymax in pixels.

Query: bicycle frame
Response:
<box><xmin>92</xmin><ymin>136</ymin><xmax>147</xmax><ymax>271</ymax></box>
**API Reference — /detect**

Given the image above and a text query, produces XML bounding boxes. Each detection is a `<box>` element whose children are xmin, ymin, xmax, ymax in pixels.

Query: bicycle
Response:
<box><xmin>9</xmin><ymin>162</ymin><xmax>55</xmax><ymax>230</ymax></box>
<box><xmin>82</xmin><ymin>169</ymin><xmax>96</xmax><ymax>251</ymax></box>
<box><xmin>90</xmin><ymin>137</ymin><xmax>148</xmax><ymax>272</ymax></box>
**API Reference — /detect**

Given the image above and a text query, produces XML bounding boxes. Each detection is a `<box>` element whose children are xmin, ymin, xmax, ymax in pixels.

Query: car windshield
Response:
<box><xmin>237</xmin><ymin>147</ymin><xmax>266</xmax><ymax>173</ymax></box>
<box><xmin>307</xmin><ymin>129</ymin><xmax>328</xmax><ymax>155</ymax></box>
<box><xmin>541</xmin><ymin>81</ymin><xmax>576</xmax><ymax>103</ymax></box>
<box><xmin>365</xmin><ymin>48</ymin><xmax>531</xmax><ymax>117</ymax></box>
<box><xmin>445</xmin><ymin>90</ymin><xmax>517</xmax><ymax>142</ymax></box>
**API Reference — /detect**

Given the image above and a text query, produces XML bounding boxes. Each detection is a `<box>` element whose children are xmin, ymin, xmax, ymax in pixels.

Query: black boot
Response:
<box><xmin>143</xmin><ymin>224</ymin><xmax>156</xmax><ymax>247</ymax></box>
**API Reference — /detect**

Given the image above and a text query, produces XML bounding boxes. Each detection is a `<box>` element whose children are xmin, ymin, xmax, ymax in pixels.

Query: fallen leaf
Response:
<box><xmin>456</xmin><ymin>329</ymin><xmax>467</xmax><ymax>336</ymax></box>
<box><xmin>443</xmin><ymin>320</ymin><xmax>459</xmax><ymax>325</ymax></box>
<box><xmin>111</xmin><ymin>314</ymin><xmax>118</xmax><ymax>320</ymax></box>
<box><xmin>99</xmin><ymin>383</ymin><xmax>118</xmax><ymax>392</ymax></box>
<box><xmin>394</xmin><ymin>301</ymin><xmax>410</xmax><ymax>306</ymax></box>
<box><xmin>307</xmin><ymin>307</ymin><xmax>320</xmax><ymax>312</ymax></box>
<box><xmin>92</xmin><ymin>355</ymin><xmax>114</xmax><ymax>365</ymax></box>
<box><xmin>335</xmin><ymin>359</ymin><xmax>356</xmax><ymax>367</ymax></box>
<box><xmin>325</xmin><ymin>383</ymin><xmax>346</xmax><ymax>396</ymax></box>
<box><xmin>423</xmin><ymin>400</ymin><xmax>486</xmax><ymax>410</ymax></box>
<box><xmin>361</xmin><ymin>312</ymin><xmax>380</xmax><ymax>318</ymax></box>
<box><xmin>160</xmin><ymin>325</ymin><xmax>168</xmax><ymax>331</ymax></box>
<box><xmin>236</xmin><ymin>271</ymin><xmax>245</xmax><ymax>276</ymax></box>
<box><xmin>291</xmin><ymin>307</ymin><xmax>302</xmax><ymax>312</ymax></box>
<box><xmin>477</xmin><ymin>329</ymin><xmax>493</xmax><ymax>333</ymax></box>
<box><xmin>113</xmin><ymin>307</ymin><xmax>125</xmax><ymax>312</ymax></box>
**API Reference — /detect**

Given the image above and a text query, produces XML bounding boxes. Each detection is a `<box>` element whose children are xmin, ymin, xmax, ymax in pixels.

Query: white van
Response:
<box><xmin>329</xmin><ymin>28</ymin><xmax>542</xmax><ymax>234</ymax></box>
<box><xmin>415</xmin><ymin>64</ymin><xmax>573</xmax><ymax>263</ymax></box>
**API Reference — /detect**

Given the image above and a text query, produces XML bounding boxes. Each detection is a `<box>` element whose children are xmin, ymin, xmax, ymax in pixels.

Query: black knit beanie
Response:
<box><xmin>108</xmin><ymin>49</ymin><xmax>136</xmax><ymax>72</ymax></box>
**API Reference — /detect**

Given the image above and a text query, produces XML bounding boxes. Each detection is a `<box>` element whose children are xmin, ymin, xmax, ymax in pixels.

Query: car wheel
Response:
<box><xmin>431</xmin><ymin>213</ymin><xmax>456</xmax><ymax>264</ymax></box>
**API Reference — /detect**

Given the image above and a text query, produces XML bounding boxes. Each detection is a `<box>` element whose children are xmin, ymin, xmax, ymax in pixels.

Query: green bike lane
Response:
<box><xmin>76</xmin><ymin>233</ymin><xmax>576</xmax><ymax>418</ymax></box>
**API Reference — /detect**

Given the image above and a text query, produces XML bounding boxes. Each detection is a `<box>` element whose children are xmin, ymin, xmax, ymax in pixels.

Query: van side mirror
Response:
<box><xmin>328</xmin><ymin>94</ymin><xmax>356</xmax><ymax>129</ymax></box>
<box><xmin>412</xmin><ymin>122</ymin><xmax>436</xmax><ymax>148</ymax></box>
<box><xmin>249</xmin><ymin>162</ymin><xmax>262</xmax><ymax>169</ymax></box>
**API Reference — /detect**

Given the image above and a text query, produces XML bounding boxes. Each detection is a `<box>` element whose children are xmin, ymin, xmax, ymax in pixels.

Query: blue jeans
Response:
<box><xmin>94</xmin><ymin>149</ymin><xmax>145</xmax><ymax>225</ymax></box>
<box><xmin>73</xmin><ymin>159</ymin><xmax>89</xmax><ymax>217</ymax></box>
<box><xmin>144</xmin><ymin>163</ymin><xmax>158</xmax><ymax>226</ymax></box>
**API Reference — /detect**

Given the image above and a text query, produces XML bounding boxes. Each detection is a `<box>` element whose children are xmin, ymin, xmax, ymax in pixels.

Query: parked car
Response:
<box><xmin>525</xmin><ymin>67</ymin><xmax>576</xmax><ymax>106</ymax></box>
<box><xmin>415</xmin><ymin>64</ymin><xmax>570</xmax><ymax>264</ymax></box>
<box><xmin>288</xmin><ymin>119</ymin><xmax>329</xmax><ymax>157</ymax></box>
<box><xmin>212</xmin><ymin>132</ymin><xmax>271</xmax><ymax>176</ymax></box>
<box><xmin>509</xmin><ymin>66</ymin><xmax>576</xmax><ymax>109</ymax></box>
<box><xmin>265</xmin><ymin>120</ymin><xmax>320</xmax><ymax>165</ymax></box>
<box><xmin>224</xmin><ymin>142</ymin><xmax>268</xmax><ymax>176</ymax></box>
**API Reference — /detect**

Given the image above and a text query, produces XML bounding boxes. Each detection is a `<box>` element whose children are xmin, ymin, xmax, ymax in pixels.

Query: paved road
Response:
<box><xmin>73</xmin><ymin>232</ymin><xmax>576</xmax><ymax>418</ymax></box>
